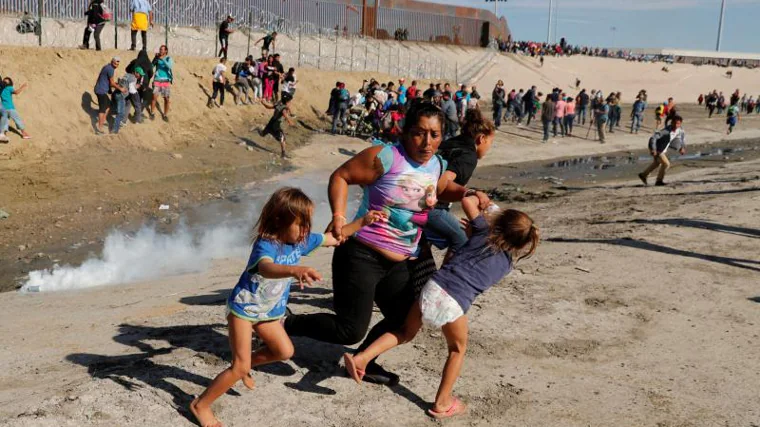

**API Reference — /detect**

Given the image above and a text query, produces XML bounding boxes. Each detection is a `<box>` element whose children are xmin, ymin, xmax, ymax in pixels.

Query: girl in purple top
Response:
<box><xmin>345</xmin><ymin>197</ymin><xmax>539</xmax><ymax>419</ymax></box>
<box><xmin>285</xmin><ymin>103</ymin><xmax>491</xmax><ymax>385</ymax></box>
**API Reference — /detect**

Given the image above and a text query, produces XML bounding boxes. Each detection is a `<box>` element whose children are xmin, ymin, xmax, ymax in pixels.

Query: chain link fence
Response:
<box><xmin>1</xmin><ymin>1</ymin><xmax>498</xmax><ymax>82</ymax></box>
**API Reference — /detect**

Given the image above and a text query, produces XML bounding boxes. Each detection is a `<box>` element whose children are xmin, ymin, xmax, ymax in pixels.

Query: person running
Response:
<box><xmin>81</xmin><ymin>0</ymin><xmax>107</xmax><ymax>51</ymax></box>
<box><xmin>706</xmin><ymin>91</ymin><xmax>717</xmax><ymax>118</ymax></box>
<box><xmin>151</xmin><ymin>45</ymin><xmax>173</xmax><ymax>122</ymax></box>
<box><xmin>630</xmin><ymin>95</ymin><xmax>645</xmax><ymax>134</ymax></box>
<box><xmin>258</xmin><ymin>93</ymin><xmax>294</xmax><ymax>158</ymax></box>
<box><xmin>491</xmin><ymin>80</ymin><xmax>506</xmax><ymax>128</ymax></box>
<box><xmin>344</xmin><ymin>201</ymin><xmax>538</xmax><ymax>420</ymax></box>
<box><xmin>638</xmin><ymin>115</ymin><xmax>686</xmax><ymax>186</ymax></box>
<box><xmin>218</xmin><ymin>15</ymin><xmax>235</xmax><ymax>58</ymax></box>
<box><xmin>255</xmin><ymin>32</ymin><xmax>277</xmax><ymax>57</ymax></box>
<box><xmin>209</xmin><ymin>57</ymin><xmax>227</xmax><ymax>108</ymax></box>
<box><xmin>284</xmin><ymin>103</ymin><xmax>491</xmax><ymax>386</ymax></box>
<box><xmin>0</xmin><ymin>77</ymin><xmax>31</xmax><ymax>141</ymax></box>
<box><xmin>424</xmin><ymin>109</ymin><xmax>495</xmax><ymax>258</ymax></box>
<box><xmin>654</xmin><ymin>102</ymin><xmax>666</xmax><ymax>129</ymax></box>
<box><xmin>541</xmin><ymin>94</ymin><xmax>554</xmax><ymax>143</ymax></box>
<box><xmin>129</xmin><ymin>0</ymin><xmax>152</xmax><ymax>51</ymax></box>
<box><xmin>523</xmin><ymin>86</ymin><xmax>537</xmax><ymax>126</ymax></box>
<box><xmin>563</xmin><ymin>96</ymin><xmax>576</xmax><ymax>137</ymax></box>
<box><xmin>93</xmin><ymin>56</ymin><xmax>122</xmax><ymax>134</ymax></box>
<box><xmin>189</xmin><ymin>187</ymin><xmax>387</xmax><ymax>427</ymax></box>
<box><xmin>726</xmin><ymin>102</ymin><xmax>740</xmax><ymax>134</ymax></box>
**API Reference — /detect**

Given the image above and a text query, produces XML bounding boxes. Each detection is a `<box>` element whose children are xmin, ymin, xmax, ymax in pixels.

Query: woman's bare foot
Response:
<box><xmin>190</xmin><ymin>397</ymin><xmax>221</xmax><ymax>427</ymax></box>
<box><xmin>242</xmin><ymin>373</ymin><xmax>255</xmax><ymax>390</ymax></box>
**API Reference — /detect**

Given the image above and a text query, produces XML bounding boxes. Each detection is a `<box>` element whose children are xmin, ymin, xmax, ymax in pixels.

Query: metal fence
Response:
<box><xmin>0</xmin><ymin>0</ymin><xmax>494</xmax><ymax>46</ymax></box>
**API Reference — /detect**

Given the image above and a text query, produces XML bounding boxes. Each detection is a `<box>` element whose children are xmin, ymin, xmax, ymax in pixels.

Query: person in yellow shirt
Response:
<box><xmin>129</xmin><ymin>0</ymin><xmax>153</xmax><ymax>51</ymax></box>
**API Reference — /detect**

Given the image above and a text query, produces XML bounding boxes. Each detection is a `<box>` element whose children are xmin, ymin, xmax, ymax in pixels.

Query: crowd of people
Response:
<box><xmin>497</xmin><ymin>38</ymin><xmax>634</xmax><ymax>61</ymax></box>
<box><xmin>698</xmin><ymin>89</ymin><xmax>759</xmax><ymax>134</ymax></box>
<box><xmin>324</xmin><ymin>78</ymin><xmax>484</xmax><ymax>142</ymax></box>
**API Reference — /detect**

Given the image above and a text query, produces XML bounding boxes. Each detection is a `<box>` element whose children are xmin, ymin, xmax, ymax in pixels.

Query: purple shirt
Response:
<box><xmin>433</xmin><ymin>215</ymin><xmax>513</xmax><ymax>312</ymax></box>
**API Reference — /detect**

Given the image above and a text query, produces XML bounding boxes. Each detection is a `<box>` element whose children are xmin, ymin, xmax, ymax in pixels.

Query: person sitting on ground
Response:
<box><xmin>638</xmin><ymin>115</ymin><xmax>686</xmax><ymax>186</ymax></box>
<box><xmin>0</xmin><ymin>77</ymin><xmax>31</xmax><ymax>142</ymax></box>
<box><xmin>258</xmin><ymin>93</ymin><xmax>295</xmax><ymax>159</ymax></box>
<box><xmin>344</xmin><ymin>200</ymin><xmax>538</xmax><ymax>420</ymax></box>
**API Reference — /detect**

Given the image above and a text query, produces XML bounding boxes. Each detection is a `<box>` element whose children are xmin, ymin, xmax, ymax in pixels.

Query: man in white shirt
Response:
<box><xmin>209</xmin><ymin>57</ymin><xmax>228</xmax><ymax>108</ymax></box>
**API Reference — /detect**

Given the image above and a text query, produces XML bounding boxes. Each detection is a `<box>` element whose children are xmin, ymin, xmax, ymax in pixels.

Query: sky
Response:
<box><xmin>427</xmin><ymin>0</ymin><xmax>760</xmax><ymax>53</ymax></box>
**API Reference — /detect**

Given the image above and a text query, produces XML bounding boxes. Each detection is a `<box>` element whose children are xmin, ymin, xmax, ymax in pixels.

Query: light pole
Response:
<box><xmin>547</xmin><ymin>0</ymin><xmax>553</xmax><ymax>43</ymax></box>
<box><xmin>610</xmin><ymin>26</ymin><xmax>617</xmax><ymax>48</ymax></box>
<box><xmin>553</xmin><ymin>0</ymin><xmax>559</xmax><ymax>43</ymax></box>
<box><xmin>716</xmin><ymin>0</ymin><xmax>726</xmax><ymax>51</ymax></box>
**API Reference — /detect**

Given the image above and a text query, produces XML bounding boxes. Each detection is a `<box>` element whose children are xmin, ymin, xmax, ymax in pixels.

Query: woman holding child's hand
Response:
<box><xmin>285</xmin><ymin>102</ymin><xmax>489</xmax><ymax>385</ymax></box>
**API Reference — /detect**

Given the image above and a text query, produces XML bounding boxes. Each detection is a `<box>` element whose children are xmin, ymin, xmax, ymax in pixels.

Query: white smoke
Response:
<box><xmin>20</xmin><ymin>175</ymin><xmax>356</xmax><ymax>293</ymax></box>
<box><xmin>21</xmin><ymin>222</ymin><xmax>250</xmax><ymax>293</ymax></box>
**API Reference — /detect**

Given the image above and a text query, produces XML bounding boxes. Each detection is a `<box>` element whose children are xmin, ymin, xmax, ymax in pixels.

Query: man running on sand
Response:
<box><xmin>638</xmin><ymin>115</ymin><xmax>686</xmax><ymax>186</ymax></box>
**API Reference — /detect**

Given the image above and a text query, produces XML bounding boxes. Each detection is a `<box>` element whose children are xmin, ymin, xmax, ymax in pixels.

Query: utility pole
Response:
<box><xmin>716</xmin><ymin>0</ymin><xmax>726</xmax><ymax>51</ymax></box>
<box><xmin>547</xmin><ymin>0</ymin><xmax>553</xmax><ymax>43</ymax></box>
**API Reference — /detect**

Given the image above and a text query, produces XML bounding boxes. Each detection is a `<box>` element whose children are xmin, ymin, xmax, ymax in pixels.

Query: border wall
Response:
<box><xmin>0</xmin><ymin>0</ymin><xmax>509</xmax><ymax>47</ymax></box>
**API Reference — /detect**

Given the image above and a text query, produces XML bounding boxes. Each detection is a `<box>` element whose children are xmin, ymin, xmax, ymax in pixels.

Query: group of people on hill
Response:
<box><xmin>498</xmin><ymin>38</ymin><xmax>630</xmax><ymax>61</ymax></box>
<box><xmin>208</xmin><ymin>53</ymin><xmax>296</xmax><ymax>108</ymax></box>
<box><xmin>92</xmin><ymin>45</ymin><xmax>174</xmax><ymax>134</ymax></box>
<box><xmin>190</xmin><ymin>94</ymin><xmax>539</xmax><ymax>425</ymax></box>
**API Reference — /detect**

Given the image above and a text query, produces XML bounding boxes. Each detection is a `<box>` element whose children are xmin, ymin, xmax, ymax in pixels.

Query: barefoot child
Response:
<box><xmin>190</xmin><ymin>187</ymin><xmax>386</xmax><ymax>427</ymax></box>
<box><xmin>0</xmin><ymin>77</ymin><xmax>31</xmax><ymax>141</ymax></box>
<box><xmin>344</xmin><ymin>196</ymin><xmax>539</xmax><ymax>420</ymax></box>
<box><xmin>726</xmin><ymin>102</ymin><xmax>740</xmax><ymax>134</ymax></box>
<box><xmin>258</xmin><ymin>93</ymin><xmax>294</xmax><ymax>159</ymax></box>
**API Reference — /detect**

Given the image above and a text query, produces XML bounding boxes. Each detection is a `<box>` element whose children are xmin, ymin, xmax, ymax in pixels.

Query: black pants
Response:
<box><xmin>211</xmin><ymin>82</ymin><xmax>225</xmax><ymax>106</ymax></box>
<box><xmin>525</xmin><ymin>107</ymin><xmax>535</xmax><ymax>125</ymax></box>
<box><xmin>130</xmin><ymin>30</ymin><xmax>147</xmax><ymax>51</ymax></box>
<box><xmin>82</xmin><ymin>24</ymin><xmax>104</xmax><ymax>50</ymax></box>
<box><xmin>284</xmin><ymin>238</ymin><xmax>415</xmax><ymax>352</ymax></box>
<box><xmin>218</xmin><ymin>34</ymin><xmax>229</xmax><ymax>58</ymax></box>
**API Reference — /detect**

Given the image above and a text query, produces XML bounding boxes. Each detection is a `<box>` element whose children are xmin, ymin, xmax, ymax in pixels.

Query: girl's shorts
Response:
<box><xmin>420</xmin><ymin>280</ymin><xmax>464</xmax><ymax>328</ymax></box>
<box><xmin>727</xmin><ymin>116</ymin><xmax>737</xmax><ymax>126</ymax></box>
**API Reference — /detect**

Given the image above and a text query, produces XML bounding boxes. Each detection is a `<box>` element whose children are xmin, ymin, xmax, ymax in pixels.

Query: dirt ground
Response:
<box><xmin>1</xmin><ymin>46</ymin><xmax>760</xmax><ymax>426</ymax></box>
<box><xmin>1</xmin><ymin>136</ymin><xmax>759</xmax><ymax>426</ymax></box>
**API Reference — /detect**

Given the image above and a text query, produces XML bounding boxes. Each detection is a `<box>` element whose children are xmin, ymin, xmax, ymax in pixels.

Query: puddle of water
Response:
<box><xmin>472</xmin><ymin>138</ymin><xmax>760</xmax><ymax>191</ymax></box>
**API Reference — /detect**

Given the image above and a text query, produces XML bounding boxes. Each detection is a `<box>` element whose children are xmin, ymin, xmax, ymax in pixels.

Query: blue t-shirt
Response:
<box><xmin>433</xmin><ymin>215</ymin><xmax>513</xmax><ymax>312</ymax></box>
<box><xmin>0</xmin><ymin>86</ymin><xmax>15</xmax><ymax>110</ymax></box>
<box><xmin>227</xmin><ymin>233</ymin><xmax>324</xmax><ymax>322</ymax></box>
<box><xmin>94</xmin><ymin>64</ymin><xmax>115</xmax><ymax>95</ymax></box>
<box><xmin>398</xmin><ymin>85</ymin><xmax>407</xmax><ymax>105</ymax></box>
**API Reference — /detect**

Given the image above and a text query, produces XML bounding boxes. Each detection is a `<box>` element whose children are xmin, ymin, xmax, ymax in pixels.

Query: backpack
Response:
<box><xmin>655</xmin><ymin>105</ymin><xmax>664</xmax><ymax>116</ymax></box>
<box><xmin>101</xmin><ymin>3</ymin><xmax>113</xmax><ymax>21</ymax></box>
<box><xmin>231</xmin><ymin>61</ymin><xmax>244</xmax><ymax>76</ymax></box>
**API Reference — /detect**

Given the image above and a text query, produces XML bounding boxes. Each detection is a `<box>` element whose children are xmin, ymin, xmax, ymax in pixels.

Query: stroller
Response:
<box><xmin>16</xmin><ymin>12</ymin><xmax>41</xmax><ymax>36</ymax></box>
<box><xmin>345</xmin><ymin>106</ymin><xmax>374</xmax><ymax>138</ymax></box>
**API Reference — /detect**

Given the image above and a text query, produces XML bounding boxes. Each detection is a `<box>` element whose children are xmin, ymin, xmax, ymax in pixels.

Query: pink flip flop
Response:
<box><xmin>343</xmin><ymin>353</ymin><xmax>365</xmax><ymax>385</ymax></box>
<box><xmin>427</xmin><ymin>397</ymin><xmax>467</xmax><ymax>419</ymax></box>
